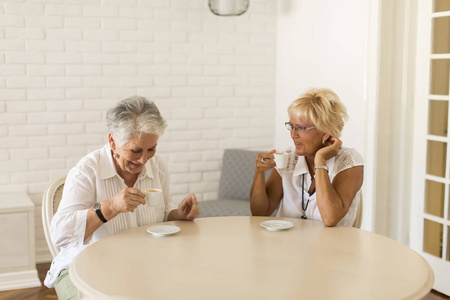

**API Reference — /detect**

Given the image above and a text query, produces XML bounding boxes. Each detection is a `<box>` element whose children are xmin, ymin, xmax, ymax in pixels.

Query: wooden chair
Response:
<box><xmin>42</xmin><ymin>177</ymin><xmax>66</xmax><ymax>258</ymax></box>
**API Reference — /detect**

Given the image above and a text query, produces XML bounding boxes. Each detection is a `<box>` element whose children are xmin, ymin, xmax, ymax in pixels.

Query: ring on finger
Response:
<box><xmin>261</xmin><ymin>158</ymin><xmax>266</xmax><ymax>164</ymax></box>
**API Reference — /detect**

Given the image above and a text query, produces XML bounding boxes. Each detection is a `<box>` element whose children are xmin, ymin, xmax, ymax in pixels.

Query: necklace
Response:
<box><xmin>301</xmin><ymin>174</ymin><xmax>311</xmax><ymax>219</ymax></box>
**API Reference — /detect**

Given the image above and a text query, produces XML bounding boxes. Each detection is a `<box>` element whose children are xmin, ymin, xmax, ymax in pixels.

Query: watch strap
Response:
<box><xmin>94</xmin><ymin>203</ymin><xmax>108</xmax><ymax>223</ymax></box>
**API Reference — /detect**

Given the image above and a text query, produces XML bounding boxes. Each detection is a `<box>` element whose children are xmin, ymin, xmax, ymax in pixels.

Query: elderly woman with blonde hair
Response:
<box><xmin>250</xmin><ymin>88</ymin><xmax>363</xmax><ymax>227</ymax></box>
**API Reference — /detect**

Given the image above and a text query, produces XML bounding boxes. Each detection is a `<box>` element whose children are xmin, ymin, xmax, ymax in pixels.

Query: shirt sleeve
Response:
<box><xmin>50</xmin><ymin>165</ymin><xmax>96</xmax><ymax>249</ymax></box>
<box><xmin>333</xmin><ymin>148</ymin><xmax>364</xmax><ymax>175</ymax></box>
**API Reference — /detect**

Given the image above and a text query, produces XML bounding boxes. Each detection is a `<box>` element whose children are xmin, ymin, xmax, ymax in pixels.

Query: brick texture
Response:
<box><xmin>0</xmin><ymin>0</ymin><xmax>276</xmax><ymax>262</ymax></box>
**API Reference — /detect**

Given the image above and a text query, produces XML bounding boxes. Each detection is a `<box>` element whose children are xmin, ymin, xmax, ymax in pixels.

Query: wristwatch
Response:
<box><xmin>93</xmin><ymin>202</ymin><xmax>108</xmax><ymax>223</ymax></box>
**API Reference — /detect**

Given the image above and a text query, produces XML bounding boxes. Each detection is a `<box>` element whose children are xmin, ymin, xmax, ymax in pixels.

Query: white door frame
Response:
<box><xmin>410</xmin><ymin>0</ymin><xmax>450</xmax><ymax>295</ymax></box>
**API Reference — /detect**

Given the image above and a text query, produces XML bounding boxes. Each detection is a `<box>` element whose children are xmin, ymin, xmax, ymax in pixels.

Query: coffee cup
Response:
<box><xmin>144</xmin><ymin>188</ymin><xmax>162</xmax><ymax>207</ymax></box>
<box><xmin>273</xmin><ymin>152</ymin><xmax>288</xmax><ymax>169</ymax></box>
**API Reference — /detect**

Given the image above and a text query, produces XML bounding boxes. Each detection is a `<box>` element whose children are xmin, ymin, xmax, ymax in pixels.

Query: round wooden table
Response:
<box><xmin>70</xmin><ymin>216</ymin><xmax>434</xmax><ymax>300</ymax></box>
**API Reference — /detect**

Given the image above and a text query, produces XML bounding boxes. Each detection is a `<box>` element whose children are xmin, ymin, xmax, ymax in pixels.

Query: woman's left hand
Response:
<box><xmin>315</xmin><ymin>137</ymin><xmax>342</xmax><ymax>165</ymax></box>
<box><xmin>176</xmin><ymin>194</ymin><xmax>200</xmax><ymax>221</ymax></box>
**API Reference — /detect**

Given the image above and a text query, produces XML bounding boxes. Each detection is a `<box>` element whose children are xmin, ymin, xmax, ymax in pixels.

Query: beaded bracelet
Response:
<box><xmin>314</xmin><ymin>165</ymin><xmax>329</xmax><ymax>172</ymax></box>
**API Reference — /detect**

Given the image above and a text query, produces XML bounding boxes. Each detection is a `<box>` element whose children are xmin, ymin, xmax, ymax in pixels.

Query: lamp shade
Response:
<box><xmin>209</xmin><ymin>0</ymin><xmax>249</xmax><ymax>16</ymax></box>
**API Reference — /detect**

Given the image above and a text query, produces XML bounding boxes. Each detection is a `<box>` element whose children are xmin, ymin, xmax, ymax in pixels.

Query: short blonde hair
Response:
<box><xmin>288</xmin><ymin>88</ymin><xmax>348</xmax><ymax>138</ymax></box>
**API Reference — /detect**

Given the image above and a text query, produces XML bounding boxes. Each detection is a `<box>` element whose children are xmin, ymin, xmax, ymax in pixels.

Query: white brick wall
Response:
<box><xmin>1</xmin><ymin>0</ymin><xmax>276</xmax><ymax>262</ymax></box>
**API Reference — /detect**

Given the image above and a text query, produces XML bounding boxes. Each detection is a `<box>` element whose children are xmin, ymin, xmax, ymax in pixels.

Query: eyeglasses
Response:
<box><xmin>285</xmin><ymin>122</ymin><xmax>316</xmax><ymax>132</ymax></box>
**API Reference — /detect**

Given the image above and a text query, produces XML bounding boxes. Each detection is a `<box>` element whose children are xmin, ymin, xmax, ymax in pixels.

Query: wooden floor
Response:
<box><xmin>0</xmin><ymin>263</ymin><xmax>56</xmax><ymax>300</ymax></box>
<box><xmin>0</xmin><ymin>263</ymin><xmax>448</xmax><ymax>300</ymax></box>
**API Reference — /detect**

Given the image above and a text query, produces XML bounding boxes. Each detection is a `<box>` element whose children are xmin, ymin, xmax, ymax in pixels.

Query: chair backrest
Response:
<box><xmin>353</xmin><ymin>192</ymin><xmax>363</xmax><ymax>228</ymax></box>
<box><xmin>42</xmin><ymin>176</ymin><xmax>66</xmax><ymax>258</ymax></box>
<box><xmin>218</xmin><ymin>149</ymin><xmax>269</xmax><ymax>201</ymax></box>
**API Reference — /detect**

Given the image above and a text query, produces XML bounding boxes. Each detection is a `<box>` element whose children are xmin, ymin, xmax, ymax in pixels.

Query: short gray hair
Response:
<box><xmin>106</xmin><ymin>96</ymin><xmax>167</xmax><ymax>146</ymax></box>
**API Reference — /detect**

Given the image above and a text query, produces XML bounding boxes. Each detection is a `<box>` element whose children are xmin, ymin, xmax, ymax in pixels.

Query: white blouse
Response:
<box><xmin>44</xmin><ymin>144</ymin><xmax>177</xmax><ymax>288</ymax></box>
<box><xmin>276</xmin><ymin>147</ymin><xmax>364</xmax><ymax>226</ymax></box>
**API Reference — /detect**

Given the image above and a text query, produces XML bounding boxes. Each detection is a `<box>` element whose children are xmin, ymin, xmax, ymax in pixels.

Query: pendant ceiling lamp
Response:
<box><xmin>209</xmin><ymin>0</ymin><xmax>249</xmax><ymax>16</ymax></box>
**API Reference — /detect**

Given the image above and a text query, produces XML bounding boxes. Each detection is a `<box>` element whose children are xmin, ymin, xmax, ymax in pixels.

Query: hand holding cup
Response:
<box><xmin>256</xmin><ymin>149</ymin><xmax>276</xmax><ymax>173</ymax></box>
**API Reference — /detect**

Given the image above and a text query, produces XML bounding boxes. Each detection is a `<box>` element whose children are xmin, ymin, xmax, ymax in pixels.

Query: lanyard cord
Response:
<box><xmin>301</xmin><ymin>174</ymin><xmax>311</xmax><ymax>213</ymax></box>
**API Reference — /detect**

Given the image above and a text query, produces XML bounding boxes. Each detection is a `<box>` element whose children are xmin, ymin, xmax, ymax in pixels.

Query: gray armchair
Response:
<box><xmin>199</xmin><ymin>149</ymin><xmax>270</xmax><ymax>218</ymax></box>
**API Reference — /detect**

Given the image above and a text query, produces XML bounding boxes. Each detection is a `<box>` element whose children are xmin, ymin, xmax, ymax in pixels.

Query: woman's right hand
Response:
<box><xmin>256</xmin><ymin>149</ymin><xmax>276</xmax><ymax>173</ymax></box>
<box><xmin>109</xmin><ymin>187</ymin><xmax>146</xmax><ymax>214</ymax></box>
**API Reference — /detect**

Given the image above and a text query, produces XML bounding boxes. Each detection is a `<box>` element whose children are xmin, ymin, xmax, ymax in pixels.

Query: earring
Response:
<box><xmin>113</xmin><ymin>153</ymin><xmax>117</xmax><ymax>159</ymax></box>
<box><xmin>322</xmin><ymin>140</ymin><xmax>325</xmax><ymax>145</ymax></box>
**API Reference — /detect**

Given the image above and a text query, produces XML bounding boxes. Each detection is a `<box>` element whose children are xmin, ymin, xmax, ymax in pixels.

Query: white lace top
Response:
<box><xmin>275</xmin><ymin>147</ymin><xmax>364</xmax><ymax>226</ymax></box>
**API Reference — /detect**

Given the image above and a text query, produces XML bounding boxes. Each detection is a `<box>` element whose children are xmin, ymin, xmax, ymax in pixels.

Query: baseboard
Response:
<box><xmin>0</xmin><ymin>269</ymin><xmax>41</xmax><ymax>291</ymax></box>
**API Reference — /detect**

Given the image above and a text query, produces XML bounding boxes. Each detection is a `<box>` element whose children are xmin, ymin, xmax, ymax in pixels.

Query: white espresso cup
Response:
<box><xmin>273</xmin><ymin>152</ymin><xmax>289</xmax><ymax>169</ymax></box>
<box><xmin>144</xmin><ymin>188</ymin><xmax>162</xmax><ymax>207</ymax></box>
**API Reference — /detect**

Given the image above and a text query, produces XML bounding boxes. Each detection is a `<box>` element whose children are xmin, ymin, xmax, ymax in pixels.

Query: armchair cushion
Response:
<box><xmin>218</xmin><ymin>149</ymin><xmax>261</xmax><ymax>201</ymax></box>
<box><xmin>199</xmin><ymin>149</ymin><xmax>270</xmax><ymax>218</ymax></box>
<box><xmin>199</xmin><ymin>199</ymin><xmax>251</xmax><ymax>218</ymax></box>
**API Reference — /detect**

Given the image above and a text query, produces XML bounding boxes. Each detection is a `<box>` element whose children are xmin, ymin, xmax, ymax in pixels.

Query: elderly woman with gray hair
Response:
<box><xmin>44</xmin><ymin>96</ymin><xmax>200</xmax><ymax>299</ymax></box>
<box><xmin>250</xmin><ymin>88</ymin><xmax>364</xmax><ymax>227</ymax></box>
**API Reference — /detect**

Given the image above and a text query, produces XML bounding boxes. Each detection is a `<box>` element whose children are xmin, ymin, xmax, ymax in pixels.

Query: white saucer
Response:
<box><xmin>260</xmin><ymin>220</ymin><xmax>293</xmax><ymax>231</ymax></box>
<box><xmin>146</xmin><ymin>225</ymin><xmax>180</xmax><ymax>236</ymax></box>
